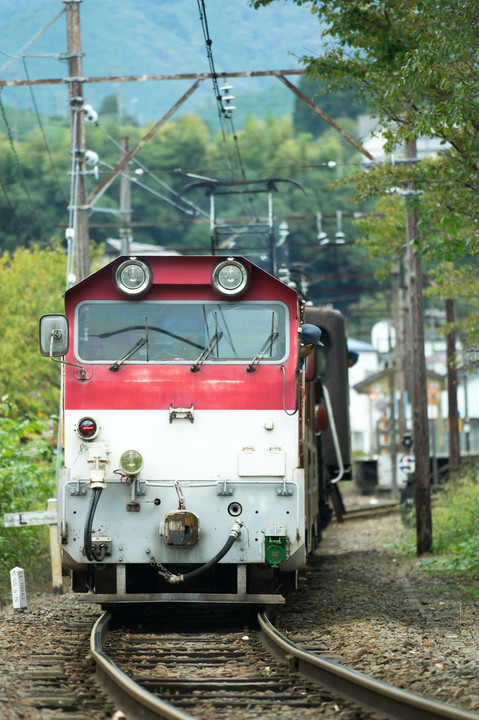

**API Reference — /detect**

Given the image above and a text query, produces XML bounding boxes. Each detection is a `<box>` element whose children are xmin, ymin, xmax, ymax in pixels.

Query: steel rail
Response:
<box><xmin>90</xmin><ymin>611</ymin><xmax>196</xmax><ymax>720</ymax></box>
<box><xmin>258</xmin><ymin>610</ymin><xmax>479</xmax><ymax>720</ymax></box>
<box><xmin>340</xmin><ymin>503</ymin><xmax>400</xmax><ymax>521</ymax></box>
<box><xmin>91</xmin><ymin>607</ymin><xmax>478</xmax><ymax>720</ymax></box>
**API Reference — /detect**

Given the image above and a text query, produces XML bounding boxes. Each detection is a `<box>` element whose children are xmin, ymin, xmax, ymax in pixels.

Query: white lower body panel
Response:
<box><xmin>60</xmin><ymin>409</ymin><xmax>305</xmax><ymax>569</ymax></box>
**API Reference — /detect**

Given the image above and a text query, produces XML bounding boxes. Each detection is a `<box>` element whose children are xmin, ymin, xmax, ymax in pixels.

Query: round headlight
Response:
<box><xmin>119</xmin><ymin>450</ymin><xmax>144</xmax><ymax>475</ymax></box>
<box><xmin>211</xmin><ymin>259</ymin><xmax>250</xmax><ymax>298</ymax></box>
<box><xmin>114</xmin><ymin>259</ymin><xmax>153</xmax><ymax>297</ymax></box>
<box><xmin>76</xmin><ymin>417</ymin><xmax>99</xmax><ymax>441</ymax></box>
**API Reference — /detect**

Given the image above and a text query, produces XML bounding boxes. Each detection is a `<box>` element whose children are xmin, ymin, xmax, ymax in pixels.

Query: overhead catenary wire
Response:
<box><xmin>196</xmin><ymin>0</ymin><xmax>235</xmax><ymax>173</ymax></box>
<box><xmin>93</xmin><ymin>122</ymin><xmax>208</xmax><ymax>218</ymax></box>
<box><xmin>0</xmin><ymin>88</ymin><xmax>48</xmax><ymax>240</ymax></box>
<box><xmin>196</xmin><ymin>0</ymin><xmax>259</xmax><ymax>226</ymax></box>
<box><xmin>66</xmin><ymin>107</ymin><xmax>80</xmax><ymax>289</ymax></box>
<box><xmin>196</xmin><ymin>3</ymin><xmax>248</xmax><ymax>180</ymax></box>
<box><xmin>0</xmin><ymin>7</ymin><xmax>386</xmax><ymax>265</ymax></box>
<box><xmin>94</xmin><ymin>160</ymin><xmax>205</xmax><ymax>216</ymax></box>
<box><xmin>22</xmin><ymin>57</ymin><xmax>69</xmax><ymax>206</ymax></box>
<box><xmin>0</xmin><ymin>8</ymin><xmax>66</xmax><ymax>74</ymax></box>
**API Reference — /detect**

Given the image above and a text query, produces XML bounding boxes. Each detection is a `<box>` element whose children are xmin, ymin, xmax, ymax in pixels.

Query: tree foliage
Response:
<box><xmin>0</xmin><ymin>108</ymin><xmax>381</xmax><ymax>328</ymax></box>
<box><xmin>0</xmin><ymin>399</ymin><xmax>56</xmax><ymax>599</ymax></box>
<box><xmin>251</xmin><ymin>0</ymin><xmax>479</xmax><ymax>224</ymax></box>
<box><xmin>0</xmin><ymin>246</ymin><xmax>66</xmax><ymax>417</ymax></box>
<box><xmin>293</xmin><ymin>75</ymin><xmax>366</xmax><ymax>137</ymax></box>
<box><xmin>251</xmin><ymin>0</ymin><xmax>479</xmax><ymax>340</ymax></box>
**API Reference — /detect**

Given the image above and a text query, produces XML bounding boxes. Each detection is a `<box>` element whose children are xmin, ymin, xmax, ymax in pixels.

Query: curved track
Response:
<box><xmin>90</xmin><ymin>608</ymin><xmax>479</xmax><ymax>720</ymax></box>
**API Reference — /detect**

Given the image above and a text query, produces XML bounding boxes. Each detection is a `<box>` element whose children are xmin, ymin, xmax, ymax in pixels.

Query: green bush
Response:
<box><xmin>410</xmin><ymin>469</ymin><xmax>479</xmax><ymax>579</ymax></box>
<box><xmin>430</xmin><ymin>471</ymin><xmax>479</xmax><ymax>575</ymax></box>
<box><xmin>0</xmin><ymin>398</ymin><xmax>56</xmax><ymax>602</ymax></box>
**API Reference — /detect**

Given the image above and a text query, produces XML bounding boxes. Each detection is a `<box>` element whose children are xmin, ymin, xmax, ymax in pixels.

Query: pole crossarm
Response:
<box><xmin>88</xmin><ymin>79</ymin><xmax>203</xmax><ymax>203</ymax></box>
<box><xmin>277</xmin><ymin>75</ymin><xmax>376</xmax><ymax>163</ymax></box>
<box><xmin>0</xmin><ymin>68</ymin><xmax>306</xmax><ymax>88</ymax></box>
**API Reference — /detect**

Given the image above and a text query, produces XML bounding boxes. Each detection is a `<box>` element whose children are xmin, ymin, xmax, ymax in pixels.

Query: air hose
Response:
<box><xmin>158</xmin><ymin>520</ymin><xmax>243</xmax><ymax>585</ymax></box>
<box><xmin>83</xmin><ymin>487</ymin><xmax>108</xmax><ymax>562</ymax></box>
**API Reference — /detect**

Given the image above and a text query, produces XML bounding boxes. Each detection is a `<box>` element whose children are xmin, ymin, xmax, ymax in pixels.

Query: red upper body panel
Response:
<box><xmin>63</xmin><ymin>256</ymin><xmax>300</xmax><ymax>411</ymax></box>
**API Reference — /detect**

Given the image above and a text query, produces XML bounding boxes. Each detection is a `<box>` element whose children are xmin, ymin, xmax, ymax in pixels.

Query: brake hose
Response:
<box><xmin>157</xmin><ymin>521</ymin><xmax>243</xmax><ymax>584</ymax></box>
<box><xmin>83</xmin><ymin>487</ymin><xmax>108</xmax><ymax>562</ymax></box>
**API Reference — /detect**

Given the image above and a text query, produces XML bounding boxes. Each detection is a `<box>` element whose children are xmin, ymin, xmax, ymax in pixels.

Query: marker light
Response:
<box><xmin>114</xmin><ymin>259</ymin><xmax>153</xmax><ymax>297</ymax></box>
<box><xmin>211</xmin><ymin>258</ymin><xmax>250</xmax><ymax>298</ymax></box>
<box><xmin>119</xmin><ymin>449</ymin><xmax>144</xmax><ymax>475</ymax></box>
<box><xmin>76</xmin><ymin>417</ymin><xmax>99</xmax><ymax>440</ymax></box>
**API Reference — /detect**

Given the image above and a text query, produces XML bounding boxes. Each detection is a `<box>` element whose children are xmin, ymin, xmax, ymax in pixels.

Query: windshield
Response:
<box><xmin>76</xmin><ymin>301</ymin><xmax>288</xmax><ymax>364</ymax></box>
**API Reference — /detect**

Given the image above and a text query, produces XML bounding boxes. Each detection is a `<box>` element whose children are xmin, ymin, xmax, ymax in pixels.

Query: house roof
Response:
<box><xmin>105</xmin><ymin>239</ymin><xmax>180</xmax><ymax>256</ymax></box>
<box><xmin>354</xmin><ymin>367</ymin><xmax>446</xmax><ymax>394</ymax></box>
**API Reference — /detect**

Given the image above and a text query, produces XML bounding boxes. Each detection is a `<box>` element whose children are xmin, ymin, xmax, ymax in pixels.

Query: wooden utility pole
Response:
<box><xmin>445</xmin><ymin>298</ymin><xmax>460</xmax><ymax>472</ymax></box>
<box><xmin>404</xmin><ymin>139</ymin><xmax>432</xmax><ymax>555</ymax></box>
<box><xmin>64</xmin><ymin>0</ymin><xmax>90</xmax><ymax>281</ymax></box>
<box><xmin>119</xmin><ymin>136</ymin><xmax>132</xmax><ymax>255</ymax></box>
<box><xmin>391</xmin><ymin>260</ymin><xmax>407</xmax><ymax>442</ymax></box>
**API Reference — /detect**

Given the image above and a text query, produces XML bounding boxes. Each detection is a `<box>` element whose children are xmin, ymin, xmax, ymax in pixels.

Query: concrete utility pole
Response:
<box><xmin>64</xmin><ymin>0</ymin><xmax>90</xmax><ymax>281</ymax></box>
<box><xmin>404</xmin><ymin>139</ymin><xmax>432</xmax><ymax>555</ymax></box>
<box><xmin>119</xmin><ymin>136</ymin><xmax>132</xmax><ymax>255</ymax></box>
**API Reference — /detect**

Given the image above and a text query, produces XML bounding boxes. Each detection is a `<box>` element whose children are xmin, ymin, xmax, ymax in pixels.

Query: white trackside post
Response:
<box><xmin>10</xmin><ymin>567</ymin><xmax>27</xmax><ymax>612</ymax></box>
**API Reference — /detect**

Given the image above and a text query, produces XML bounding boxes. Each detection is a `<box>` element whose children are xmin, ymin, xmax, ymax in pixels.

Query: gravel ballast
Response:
<box><xmin>0</xmin><ymin>506</ymin><xmax>478</xmax><ymax>719</ymax></box>
<box><xmin>272</xmin><ymin>510</ymin><xmax>479</xmax><ymax>716</ymax></box>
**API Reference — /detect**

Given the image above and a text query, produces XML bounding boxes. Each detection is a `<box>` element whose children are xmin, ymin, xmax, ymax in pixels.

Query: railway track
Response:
<box><xmin>90</xmin><ymin>606</ymin><xmax>479</xmax><ymax>720</ymax></box>
<box><xmin>340</xmin><ymin>502</ymin><xmax>400</xmax><ymax>521</ymax></box>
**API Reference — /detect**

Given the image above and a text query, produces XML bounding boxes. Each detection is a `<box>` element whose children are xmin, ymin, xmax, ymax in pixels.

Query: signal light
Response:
<box><xmin>76</xmin><ymin>417</ymin><xmax>99</xmax><ymax>440</ymax></box>
<box><xmin>119</xmin><ymin>449</ymin><xmax>144</xmax><ymax>476</ymax></box>
<box><xmin>315</xmin><ymin>405</ymin><xmax>328</xmax><ymax>432</ymax></box>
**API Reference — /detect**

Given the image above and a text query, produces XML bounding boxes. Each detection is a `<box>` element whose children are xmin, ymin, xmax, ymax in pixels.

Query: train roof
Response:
<box><xmin>65</xmin><ymin>254</ymin><xmax>299</xmax><ymax>304</ymax></box>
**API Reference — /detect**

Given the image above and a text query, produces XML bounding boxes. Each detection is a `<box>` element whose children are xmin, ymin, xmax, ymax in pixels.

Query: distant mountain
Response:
<box><xmin>0</xmin><ymin>0</ymin><xmax>325</xmax><ymax>125</ymax></box>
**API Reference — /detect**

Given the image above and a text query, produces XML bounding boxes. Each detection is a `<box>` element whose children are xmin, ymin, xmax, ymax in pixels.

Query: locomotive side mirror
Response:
<box><xmin>39</xmin><ymin>314</ymin><xmax>88</xmax><ymax>380</ymax></box>
<box><xmin>39</xmin><ymin>314</ymin><xmax>69</xmax><ymax>357</ymax></box>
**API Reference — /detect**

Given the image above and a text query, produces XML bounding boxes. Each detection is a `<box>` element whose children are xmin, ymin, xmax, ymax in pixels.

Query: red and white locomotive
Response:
<box><xmin>40</xmin><ymin>254</ymin><xmax>350</xmax><ymax>604</ymax></box>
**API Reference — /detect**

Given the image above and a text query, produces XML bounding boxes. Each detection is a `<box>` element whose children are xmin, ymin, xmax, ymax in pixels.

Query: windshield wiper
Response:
<box><xmin>190</xmin><ymin>331</ymin><xmax>223</xmax><ymax>373</ymax></box>
<box><xmin>109</xmin><ymin>318</ymin><xmax>149</xmax><ymax>371</ymax></box>
<box><xmin>246</xmin><ymin>330</ymin><xmax>279</xmax><ymax>373</ymax></box>
<box><xmin>109</xmin><ymin>337</ymin><xmax>147</xmax><ymax>371</ymax></box>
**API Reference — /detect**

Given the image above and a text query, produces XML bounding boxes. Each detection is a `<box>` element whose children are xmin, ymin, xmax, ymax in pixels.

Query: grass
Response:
<box><xmin>400</xmin><ymin>466</ymin><xmax>479</xmax><ymax>589</ymax></box>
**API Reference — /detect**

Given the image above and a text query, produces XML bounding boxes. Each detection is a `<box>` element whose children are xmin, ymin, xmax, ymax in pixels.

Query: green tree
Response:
<box><xmin>0</xmin><ymin>102</ymin><xmax>381</xmax><ymax>317</ymax></box>
<box><xmin>293</xmin><ymin>75</ymin><xmax>366</xmax><ymax>136</ymax></box>
<box><xmin>0</xmin><ymin>246</ymin><xmax>66</xmax><ymax>417</ymax></box>
<box><xmin>0</xmin><ymin>125</ymin><xmax>71</xmax><ymax>253</ymax></box>
<box><xmin>250</xmin><ymin>0</ymin><xmax>479</xmax><ymax>255</ymax></box>
<box><xmin>0</xmin><ymin>399</ymin><xmax>56</xmax><ymax>599</ymax></box>
<box><xmin>250</xmin><ymin>0</ymin><xmax>479</xmax><ymax>557</ymax></box>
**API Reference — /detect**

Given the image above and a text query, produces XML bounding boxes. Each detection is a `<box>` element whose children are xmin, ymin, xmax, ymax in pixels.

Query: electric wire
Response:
<box><xmin>66</xmin><ymin>107</ymin><xmax>79</xmax><ymax>288</ymax></box>
<box><xmin>93</xmin><ymin>122</ymin><xmax>208</xmax><ymax>217</ymax></box>
<box><xmin>196</xmin><ymin>1</ymin><xmax>248</xmax><ymax>182</ymax></box>
<box><xmin>22</xmin><ymin>57</ymin><xmax>69</xmax><ymax>205</ymax></box>
<box><xmin>95</xmin><ymin>159</ymin><xmax>203</xmax><ymax>216</ymax></box>
<box><xmin>0</xmin><ymin>8</ymin><xmax>66</xmax><ymax>74</ymax></box>
<box><xmin>196</xmin><ymin>0</ymin><xmax>234</xmax><ymax>173</ymax></box>
<box><xmin>0</xmin><ymin>50</ymin><xmax>24</xmax><ymax>61</ymax></box>
<box><xmin>0</xmin><ymin>88</ymin><xmax>47</xmax><ymax>240</ymax></box>
<box><xmin>196</xmin><ymin>0</ymin><xmax>258</xmax><ymax>228</ymax></box>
